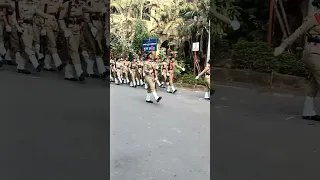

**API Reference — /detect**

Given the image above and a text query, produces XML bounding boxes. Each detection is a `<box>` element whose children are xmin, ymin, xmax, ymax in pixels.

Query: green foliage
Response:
<box><xmin>132</xmin><ymin>19</ymin><xmax>158</xmax><ymax>53</ymax></box>
<box><xmin>232</xmin><ymin>40</ymin><xmax>308</xmax><ymax>77</ymax></box>
<box><xmin>178</xmin><ymin>73</ymin><xmax>208</xmax><ymax>86</ymax></box>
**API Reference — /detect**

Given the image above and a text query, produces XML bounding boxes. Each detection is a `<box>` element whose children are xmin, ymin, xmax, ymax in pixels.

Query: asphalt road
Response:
<box><xmin>110</xmin><ymin>83</ymin><xmax>210</xmax><ymax>180</ymax></box>
<box><xmin>212</xmin><ymin>84</ymin><xmax>320</xmax><ymax>180</ymax></box>
<box><xmin>0</xmin><ymin>65</ymin><xmax>210</xmax><ymax>180</ymax></box>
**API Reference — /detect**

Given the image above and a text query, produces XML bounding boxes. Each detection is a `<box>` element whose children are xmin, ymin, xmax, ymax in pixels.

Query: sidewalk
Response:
<box><xmin>212</xmin><ymin>67</ymin><xmax>308</xmax><ymax>95</ymax></box>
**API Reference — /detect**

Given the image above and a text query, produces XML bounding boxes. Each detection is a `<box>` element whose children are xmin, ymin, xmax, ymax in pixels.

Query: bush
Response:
<box><xmin>232</xmin><ymin>40</ymin><xmax>309</xmax><ymax>77</ymax></box>
<box><xmin>177</xmin><ymin>73</ymin><xmax>208</xmax><ymax>86</ymax></box>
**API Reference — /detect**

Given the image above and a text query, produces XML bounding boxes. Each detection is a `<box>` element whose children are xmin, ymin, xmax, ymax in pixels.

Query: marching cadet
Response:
<box><xmin>167</xmin><ymin>56</ymin><xmax>185</xmax><ymax>93</ymax></box>
<box><xmin>129</xmin><ymin>58</ymin><xmax>138</xmax><ymax>87</ymax></box>
<box><xmin>4</xmin><ymin>5</ymin><xmax>18</xmax><ymax>66</ymax></box>
<box><xmin>274</xmin><ymin>0</ymin><xmax>320</xmax><ymax>120</ymax></box>
<box><xmin>58</xmin><ymin>0</ymin><xmax>106</xmax><ymax>81</ymax></box>
<box><xmin>79</xmin><ymin>13</ymin><xmax>97</xmax><ymax>78</ymax></box>
<box><xmin>10</xmin><ymin>0</ymin><xmax>56</xmax><ymax>74</ymax></box>
<box><xmin>137</xmin><ymin>57</ymin><xmax>144</xmax><ymax>85</ymax></box>
<box><xmin>144</xmin><ymin>56</ymin><xmax>162</xmax><ymax>103</ymax></box>
<box><xmin>160</xmin><ymin>57</ymin><xmax>169</xmax><ymax>88</ymax></box>
<box><xmin>39</xmin><ymin>0</ymin><xmax>65</xmax><ymax>71</ymax></box>
<box><xmin>32</xmin><ymin>0</ymin><xmax>45</xmax><ymax>63</ymax></box>
<box><xmin>0</xmin><ymin>7</ymin><xmax>9</xmax><ymax>66</ymax></box>
<box><xmin>86</xmin><ymin>0</ymin><xmax>107</xmax><ymax>78</ymax></box>
<box><xmin>122</xmin><ymin>57</ymin><xmax>130</xmax><ymax>83</ymax></box>
<box><xmin>196</xmin><ymin>60</ymin><xmax>211</xmax><ymax>100</ymax></box>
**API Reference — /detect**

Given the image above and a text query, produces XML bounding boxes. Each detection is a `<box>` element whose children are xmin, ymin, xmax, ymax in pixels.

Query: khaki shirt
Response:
<box><xmin>281</xmin><ymin>13</ymin><xmax>320</xmax><ymax>54</ymax></box>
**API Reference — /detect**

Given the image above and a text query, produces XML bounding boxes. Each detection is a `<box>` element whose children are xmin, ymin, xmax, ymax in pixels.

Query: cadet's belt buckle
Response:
<box><xmin>17</xmin><ymin>19</ymin><xmax>23</xmax><ymax>24</ymax></box>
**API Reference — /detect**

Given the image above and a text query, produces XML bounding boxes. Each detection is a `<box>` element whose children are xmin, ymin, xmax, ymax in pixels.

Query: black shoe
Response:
<box><xmin>87</xmin><ymin>74</ymin><xmax>99</xmax><ymax>78</ymax></box>
<box><xmin>0</xmin><ymin>60</ymin><xmax>3</xmax><ymax>67</ymax></box>
<box><xmin>156</xmin><ymin>97</ymin><xmax>162</xmax><ymax>102</ymax></box>
<box><xmin>100</xmin><ymin>71</ymin><xmax>107</xmax><ymax>78</ymax></box>
<box><xmin>57</xmin><ymin>63</ymin><xmax>66</xmax><ymax>71</ymax></box>
<box><xmin>204</xmin><ymin>98</ymin><xmax>210</xmax><ymax>100</ymax></box>
<box><xmin>78</xmin><ymin>73</ymin><xmax>85</xmax><ymax>81</ymax></box>
<box><xmin>64</xmin><ymin>77</ymin><xmax>78</xmax><ymax>81</ymax></box>
<box><xmin>172</xmin><ymin>89</ymin><xmax>177</xmax><ymax>94</ymax></box>
<box><xmin>146</xmin><ymin>100</ymin><xmax>153</xmax><ymax>103</ymax></box>
<box><xmin>35</xmin><ymin>65</ymin><xmax>42</xmax><ymax>72</ymax></box>
<box><xmin>18</xmin><ymin>69</ymin><xmax>31</xmax><ymax>74</ymax></box>
<box><xmin>302</xmin><ymin>115</ymin><xmax>320</xmax><ymax>121</ymax></box>
<box><xmin>6</xmin><ymin>60</ymin><xmax>17</xmax><ymax>66</ymax></box>
<box><xmin>44</xmin><ymin>68</ymin><xmax>56</xmax><ymax>72</ymax></box>
<box><xmin>167</xmin><ymin>91</ymin><xmax>172</xmax><ymax>93</ymax></box>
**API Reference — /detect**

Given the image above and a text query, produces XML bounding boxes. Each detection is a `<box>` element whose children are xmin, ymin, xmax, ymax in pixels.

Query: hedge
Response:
<box><xmin>232</xmin><ymin>40</ymin><xmax>309</xmax><ymax>77</ymax></box>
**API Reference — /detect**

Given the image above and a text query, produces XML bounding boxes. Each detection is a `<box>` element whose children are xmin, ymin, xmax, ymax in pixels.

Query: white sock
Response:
<box><xmin>64</xmin><ymin>64</ymin><xmax>74</xmax><ymax>78</ymax></box>
<box><xmin>52</xmin><ymin>53</ymin><xmax>62</xmax><ymax>67</ymax></box>
<box><xmin>167</xmin><ymin>86</ymin><xmax>171</xmax><ymax>92</ymax></box>
<box><xmin>82</xmin><ymin>51</ymin><xmax>94</xmax><ymax>74</ymax></box>
<box><xmin>44</xmin><ymin>54</ymin><xmax>52</xmax><ymax>69</ymax></box>
<box><xmin>15</xmin><ymin>52</ymin><xmax>25</xmax><ymax>69</ymax></box>
<box><xmin>96</xmin><ymin>56</ymin><xmax>106</xmax><ymax>74</ymax></box>
<box><xmin>303</xmin><ymin>96</ymin><xmax>317</xmax><ymax>116</ymax></box>
<box><xmin>28</xmin><ymin>55</ymin><xmax>39</xmax><ymax>69</ymax></box>
<box><xmin>152</xmin><ymin>91</ymin><xmax>159</xmax><ymax>100</ymax></box>
<box><xmin>146</xmin><ymin>93</ymin><xmax>151</xmax><ymax>101</ymax></box>
<box><xmin>0</xmin><ymin>42</ymin><xmax>6</xmax><ymax>56</ymax></box>
<box><xmin>204</xmin><ymin>92</ymin><xmax>209</xmax><ymax>99</ymax></box>
<box><xmin>74</xmin><ymin>64</ymin><xmax>83</xmax><ymax>77</ymax></box>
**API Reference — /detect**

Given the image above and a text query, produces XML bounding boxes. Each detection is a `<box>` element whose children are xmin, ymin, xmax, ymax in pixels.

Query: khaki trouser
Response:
<box><xmin>130</xmin><ymin>68</ymin><xmax>136</xmax><ymax>81</ymax></box>
<box><xmin>145</xmin><ymin>75</ymin><xmax>155</xmax><ymax>93</ymax></box>
<box><xmin>44</xmin><ymin>19</ymin><xmax>59</xmax><ymax>54</ymax></box>
<box><xmin>123</xmin><ymin>67</ymin><xmax>128</xmax><ymax>79</ymax></box>
<box><xmin>79</xmin><ymin>23</ymin><xmax>89</xmax><ymax>52</ymax></box>
<box><xmin>67</xmin><ymin>24</ymin><xmax>81</xmax><ymax>65</ymax></box>
<box><xmin>303</xmin><ymin>51</ymin><xmax>320</xmax><ymax>97</ymax></box>
<box><xmin>205</xmin><ymin>75</ymin><xmax>210</xmax><ymax>92</ymax></box>
<box><xmin>33</xmin><ymin>18</ymin><xmax>41</xmax><ymax>45</ymax></box>
<box><xmin>161</xmin><ymin>69</ymin><xmax>168</xmax><ymax>83</ymax></box>
<box><xmin>0</xmin><ymin>20</ymin><xmax>6</xmax><ymax>56</ymax></box>
<box><xmin>10</xmin><ymin>26</ymin><xmax>20</xmax><ymax>53</ymax></box>
<box><xmin>137</xmin><ymin>67</ymin><xmax>143</xmax><ymax>79</ymax></box>
<box><xmin>168</xmin><ymin>70</ymin><xmax>174</xmax><ymax>86</ymax></box>
<box><xmin>91</xmin><ymin>20</ymin><xmax>104</xmax><ymax>55</ymax></box>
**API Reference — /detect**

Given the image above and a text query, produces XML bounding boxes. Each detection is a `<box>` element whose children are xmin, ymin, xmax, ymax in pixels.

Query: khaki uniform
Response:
<box><xmin>32</xmin><ymin>0</ymin><xmax>44</xmax><ymax>61</ymax></box>
<box><xmin>129</xmin><ymin>61</ymin><xmax>137</xmax><ymax>87</ymax></box>
<box><xmin>197</xmin><ymin>65</ymin><xmax>210</xmax><ymax>99</ymax></box>
<box><xmin>11</xmin><ymin>0</ymin><xmax>53</xmax><ymax>73</ymax></box>
<box><xmin>144</xmin><ymin>60</ymin><xmax>161</xmax><ymax>102</ymax></box>
<box><xmin>59</xmin><ymin>0</ymin><xmax>103</xmax><ymax>80</ymax></box>
<box><xmin>277</xmin><ymin>13</ymin><xmax>320</xmax><ymax>117</ymax></box>
<box><xmin>160</xmin><ymin>61</ymin><xmax>169</xmax><ymax>85</ymax></box>
<box><xmin>40</xmin><ymin>0</ymin><xmax>64</xmax><ymax>70</ymax></box>
<box><xmin>0</xmin><ymin>8</ymin><xmax>7</xmax><ymax>59</ymax></box>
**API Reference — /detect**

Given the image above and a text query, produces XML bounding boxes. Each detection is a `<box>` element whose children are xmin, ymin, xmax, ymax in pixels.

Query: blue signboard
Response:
<box><xmin>142</xmin><ymin>38</ymin><xmax>158</xmax><ymax>52</ymax></box>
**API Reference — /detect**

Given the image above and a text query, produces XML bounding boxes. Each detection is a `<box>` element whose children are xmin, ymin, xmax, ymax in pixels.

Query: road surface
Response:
<box><xmin>212</xmin><ymin>84</ymin><xmax>320</xmax><ymax>180</ymax></box>
<box><xmin>110</xmin><ymin>83</ymin><xmax>210</xmax><ymax>180</ymax></box>
<box><xmin>0</xmin><ymin>65</ymin><xmax>210</xmax><ymax>180</ymax></box>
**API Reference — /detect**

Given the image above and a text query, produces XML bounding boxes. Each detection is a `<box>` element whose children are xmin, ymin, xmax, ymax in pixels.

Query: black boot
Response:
<box><xmin>302</xmin><ymin>115</ymin><xmax>320</xmax><ymax>121</ymax></box>
<box><xmin>6</xmin><ymin>60</ymin><xmax>17</xmax><ymax>66</ymax></box>
<box><xmin>57</xmin><ymin>63</ymin><xmax>66</xmax><ymax>71</ymax></box>
<box><xmin>64</xmin><ymin>77</ymin><xmax>78</xmax><ymax>81</ymax></box>
<box><xmin>35</xmin><ymin>64</ymin><xmax>42</xmax><ymax>72</ymax></box>
<box><xmin>44</xmin><ymin>68</ymin><xmax>56</xmax><ymax>72</ymax></box>
<box><xmin>18</xmin><ymin>69</ymin><xmax>31</xmax><ymax>74</ymax></box>
<box><xmin>86</xmin><ymin>74</ymin><xmax>99</xmax><ymax>78</ymax></box>
<box><xmin>156</xmin><ymin>97</ymin><xmax>162</xmax><ymax>102</ymax></box>
<box><xmin>78</xmin><ymin>73</ymin><xmax>85</xmax><ymax>81</ymax></box>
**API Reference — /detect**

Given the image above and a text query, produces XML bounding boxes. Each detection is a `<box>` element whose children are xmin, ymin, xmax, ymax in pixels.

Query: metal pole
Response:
<box><xmin>267</xmin><ymin>0</ymin><xmax>275</xmax><ymax>43</ymax></box>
